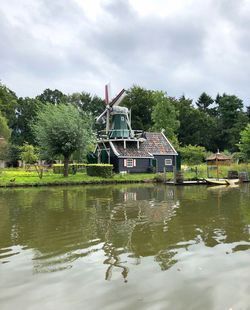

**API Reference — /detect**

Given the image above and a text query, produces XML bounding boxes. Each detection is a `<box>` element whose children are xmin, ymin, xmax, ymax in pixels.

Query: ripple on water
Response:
<box><xmin>32</xmin><ymin>239</ymin><xmax>104</xmax><ymax>273</ymax></box>
<box><xmin>0</xmin><ymin>247</ymin><xmax>20</xmax><ymax>264</ymax></box>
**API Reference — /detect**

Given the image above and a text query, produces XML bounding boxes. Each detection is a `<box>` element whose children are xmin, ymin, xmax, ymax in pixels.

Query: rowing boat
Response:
<box><xmin>204</xmin><ymin>178</ymin><xmax>239</xmax><ymax>186</ymax></box>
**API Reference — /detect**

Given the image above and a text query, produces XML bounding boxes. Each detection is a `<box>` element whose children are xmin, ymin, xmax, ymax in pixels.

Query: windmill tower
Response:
<box><xmin>95</xmin><ymin>85</ymin><xmax>143</xmax><ymax>164</ymax></box>
<box><xmin>96</xmin><ymin>85</ymin><xmax>134</xmax><ymax>140</ymax></box>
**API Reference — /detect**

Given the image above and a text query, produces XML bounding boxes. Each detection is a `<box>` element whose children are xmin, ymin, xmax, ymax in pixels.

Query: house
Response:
<box><xmin>95</xmin><ymin>86</ymin><xmax>178</xmax><ymax>173</ymax></box>
<box><xmin>96</xmin><ymin>131</ymin><xmax>177</xmax><ymax>173</ymax></box>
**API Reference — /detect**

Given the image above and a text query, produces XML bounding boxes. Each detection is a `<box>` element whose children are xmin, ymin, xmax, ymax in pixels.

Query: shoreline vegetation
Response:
<box><xmin>0</xmin><ymin>163</ymin><xmax>249</xmax><ymax>188</ymax></box>
<box><xmin>0</xmin><ymin>169</ymin><xmax>157</xmax><ymax>188</ymax></box>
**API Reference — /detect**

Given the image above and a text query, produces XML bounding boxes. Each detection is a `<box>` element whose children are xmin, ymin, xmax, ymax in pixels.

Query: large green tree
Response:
<box><xmin>238</xmin><ymin>124</ymin><xmax>250</xmax><ymax>160</ymax></box>
<box><xmin>122</xmin><ymin>85</ymin><xmax>155</xmax><ymax>131</ymax></box>
<box><xmin>68</xmin><ymin>92</ymin><xmax>105</xmax><ymax>131</ymax></box>
<box><xmin>36</xmin><ymin>89</ymin><xmax>67</xmax><ymax>105</ymax></box>
<box><xmin>246</xmin><ymin>106</ymin><xmax>250</xmax><ymax>122</ymax></box>
<box><xmin>216</xmin><ymin>94</ymin><xmax>248</xmax><ymax>152</ymax></box>
<box><xmin>175</xmin><ymin>96</ymin><xmax>217</xmax><ymax>150</ymax></box>
<box><xmin>0</xmin><ymin>112</ymin><xmax>11</xmax><ymax>161</ymax></box>
<box><xmin>68</xmin><ymin>92</ymin><xmax>105</xmax><ymax>116</ymax></box>
<box><xmin>151</xmin><ymin>92</ymin><xmax>179</xmax><ymax>145</ymax></box>
<box><xmin>0</xmin><ymin>111</ymin><xmax>11</xmax><ymax>140</ymax></box>
<box><xmin>196</xmin><ymin>92</ymin><xmax>214</xmax><ymax>113</ymax></box>
<box><xmin>11</xmin><ymin>97</ymin><xmax>44</xmax><ymax>145</ymax></box>
<box><xmin>0</xmin><ymin>83</ymin><xmax>18</xmax><ymax>128</ymax></box>
<box><xmin>32</xmin><ymin>104</ymin><xmax>94</xmax><ymax>177</ymax></box>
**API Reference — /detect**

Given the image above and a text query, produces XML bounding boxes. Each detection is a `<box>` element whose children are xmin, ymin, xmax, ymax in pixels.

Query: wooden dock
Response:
<box><xmin>165</xmin><ymin>180</ymin><xmax>207</xmax><ymax>186</ymax></box>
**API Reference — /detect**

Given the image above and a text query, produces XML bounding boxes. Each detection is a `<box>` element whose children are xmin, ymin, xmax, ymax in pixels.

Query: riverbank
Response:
<box><xmin>1</xmin><ymin>163</ymin><xmax>249</xmax><ymax>188</ymax></box>
<box><xmin>0</xmin><ymin>169</ymin><xmax>157</xmax><ymax>187</ymax></box>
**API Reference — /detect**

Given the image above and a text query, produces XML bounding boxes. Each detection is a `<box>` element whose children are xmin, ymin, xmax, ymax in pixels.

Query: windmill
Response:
<box><xmin>96</xmin><ymin>85</ymin><xmax>134</xmax><ymax>139</ymax></box>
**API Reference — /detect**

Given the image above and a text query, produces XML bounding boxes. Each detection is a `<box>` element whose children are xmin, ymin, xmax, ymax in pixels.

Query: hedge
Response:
<box><xmin>86</xmin><ymin>164</ymin><xmax>113</xmax><ymax>178</ymax></box>
<box><xmin>53</xmin><ymin>163</ymin><xmax>86</xmax><ymax>174</ymax></box>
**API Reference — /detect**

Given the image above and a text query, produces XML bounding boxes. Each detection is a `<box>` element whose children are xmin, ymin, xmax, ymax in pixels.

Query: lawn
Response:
<box><xmin>0</xmin><ymin>168</ymin><xmax>157</xmax><ymax>187</ymax></box>
<box><xmin>0</xmin><ymin>163</ymin><xmax>249</xmax><ymax>187</ymax></box>
<box><xmin>182</xmin><ymin>163</ymin><xmax>250</xmax><ymax>180</ymax></box>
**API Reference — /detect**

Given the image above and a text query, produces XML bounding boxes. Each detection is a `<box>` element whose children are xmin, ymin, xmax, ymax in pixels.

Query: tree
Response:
<box><xmin>151</xmin><ymin>92</ymin><xmax>179</xmax><ymax>146</ymax></box>
<box><xmin>175</xmin><ymin>96</ymin><xmax>218</xmax><ymax>151</ymax></box>
<box><xmin>0</xmin><ymin>111</ymin><xmax>11</xmax><ymax>140</ymax></box>
<box><xmin>36</xmin><ymin>89</ymin><xmax>67</xmax><ymax>105</ymax></box>
<box><xmin>179</xmin><ymin>145</ymin><xmax>206</xmax><ymax>165</ymax></box>
<box><xmin>216</xmin><ymin>94</ymin><xmax>248</xmax><ymax>152</ymax></box>
<box><xmin>0</xmin><ymin>83</ymin><xmax>18</xmax><ymax>128</ymax></box>
<box><xmin>68</xmin><ymin>92</ymin><xmax>105</xmax><ymax>131</ymax></box>
<box><xmin>32</xmin><ymin>104</ymin><xmax>94</xmax><ymax>177</ymax></box>
<box><xmin>11</xmin><ymin>97</ymin><xmax>43</xmax><ymax>145</ymax></box>
<box><xmin>196</xmin><ymin>92</ymin><xmax>214</xmax><ymax>113</ymax></box>
<box><xmin>0</xmin><ymin>112</ymin><xmax>11</xmax><ymax>161</ymax></box>
<box><xmin>122</xmin><ymin>85</ymin><xmax>156</xmax><ymax>131</ymax></box>
<box><xmin>238</xmin><ymin>124</ymin><xmax>250</xmax><ymax>160</ymax></box>
<box><xmin>20</xmin><ymin>143</ymin><xmax>38</xmax><ymax>164</ymax></box>
<box><xmin>68</xmin><ymin>92</ymin><xmax>105</xmax><ymax>116</ymax></box>
<box><xmin>246</xmin><ymin>106</ymin><xmax>250</xmax><ymax>122</ymax></box>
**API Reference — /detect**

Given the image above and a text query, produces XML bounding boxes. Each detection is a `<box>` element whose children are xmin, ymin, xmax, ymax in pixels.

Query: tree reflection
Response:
<box><xmin>1</xmin><ymin>184</ymin><xmax>250</xmax><ymax>281</ymax></box>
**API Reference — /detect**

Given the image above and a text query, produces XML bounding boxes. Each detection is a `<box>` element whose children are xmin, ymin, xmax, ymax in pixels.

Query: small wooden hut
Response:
<box><xmin>206</xmin><ymin>152</ymin><xmax>232</xmax><ymax>166</ymax></box>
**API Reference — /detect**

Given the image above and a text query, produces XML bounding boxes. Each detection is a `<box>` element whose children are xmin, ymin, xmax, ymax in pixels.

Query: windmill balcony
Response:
<box><xmin>97</xmin><ymin>129</ymin><xmax>143</xmax><ymax>142</ymax></box>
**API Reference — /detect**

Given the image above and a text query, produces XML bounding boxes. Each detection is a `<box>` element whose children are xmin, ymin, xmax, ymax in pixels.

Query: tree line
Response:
<box><xmin>1</xmin><ymin>82</ymin><xmax>250</xmax><ymax>169</ymax></box>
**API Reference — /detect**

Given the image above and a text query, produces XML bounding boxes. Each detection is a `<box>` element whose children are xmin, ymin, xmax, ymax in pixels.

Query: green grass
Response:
<box><xmin>0</xmin><ymin>168</ymin><xmax>157</xmax><ymax>187</ymax></box>
<box><xmin>182</xmin><ymin>163</ymin><xmax>250</xmax><ymax>180</ymax></box>
<box><xmin>1</xmin><ymin>163</ymin><xmax>249</xmax><ymax>187</ymax></box>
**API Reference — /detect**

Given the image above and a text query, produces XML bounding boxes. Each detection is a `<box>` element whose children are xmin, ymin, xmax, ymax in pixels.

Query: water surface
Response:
<box><xmin>1</xmin><ymin>184</ymin><xmax>250</xmax><ymax>310</ymax></box>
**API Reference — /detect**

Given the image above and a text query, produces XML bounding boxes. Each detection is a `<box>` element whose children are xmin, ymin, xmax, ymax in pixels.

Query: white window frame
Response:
<box><xmin>124</xmin><ymin>158</ymin><xmax>136</xmax><ymax>167</ymax></box>
<box><xmin>165</xmin><ymin>159</ymin><xmax>172</xmax><ymax>166</ymax></box>
<box><xmin>127</xmin><ymin>158</ymin><xmax>134</xmax><ymax>168</ymax></box>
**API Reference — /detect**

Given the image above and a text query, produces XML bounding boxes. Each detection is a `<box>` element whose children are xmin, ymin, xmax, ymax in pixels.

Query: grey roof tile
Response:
<box><xmin>111</xmin><ymin>132</ymin><xmax>177</xmax><ymax>158</ymax></box>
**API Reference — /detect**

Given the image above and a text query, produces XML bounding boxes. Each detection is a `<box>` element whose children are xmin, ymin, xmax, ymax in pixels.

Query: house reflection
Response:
<box><xmin>94</xmin><ymin>185</ymin><xmax>179</xmax><ymax>281</ymax></box>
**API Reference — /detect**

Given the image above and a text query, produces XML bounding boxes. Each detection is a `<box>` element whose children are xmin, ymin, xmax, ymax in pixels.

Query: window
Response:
<box><xmin>165</xmin><ymin>159</ymin><xmax>172</xmax><ymax>166</ymax></box>
<box><xmin>124</xmin><ymin>159</ymin><xmax>136</xmax><ymax>167</ymax></box>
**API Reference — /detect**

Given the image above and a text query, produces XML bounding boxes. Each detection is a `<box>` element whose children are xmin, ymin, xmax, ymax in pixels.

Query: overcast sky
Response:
<box><xmin>1</xmin><ymin>0</ymin><xmax>250</xmax><ymax>104</ymax></box>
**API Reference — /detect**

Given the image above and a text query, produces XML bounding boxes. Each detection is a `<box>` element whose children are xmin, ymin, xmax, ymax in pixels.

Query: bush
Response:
<box><xmin>86</xmin><ymin>164</ymin><xmax>113</xmax><ymax>178</ymax></box>
<box><xmin>153</xmin><ymin>173</ymin><xmax>165</xmax><ymax>183</ymax></box>
<box><xmin>53</xmin><ymin>163</ymin><xmax>86</xmax><ymax>174</ymax></box>
<box><xmin>178</xmin><ymin>145</ymin><xmax>206</xmax><ymax>165</ymax></box>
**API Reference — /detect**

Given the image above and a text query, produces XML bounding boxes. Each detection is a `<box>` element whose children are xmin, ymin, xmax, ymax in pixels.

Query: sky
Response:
<box><xmin>1</xmin><ymin>0</ymin><xmax>250</xmax><ymax>105</ymax></box>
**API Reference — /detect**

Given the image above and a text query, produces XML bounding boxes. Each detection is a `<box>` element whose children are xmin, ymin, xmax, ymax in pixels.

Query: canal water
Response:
<box><xmin>0</xmin><ymin>184</ymin><xmax>250</xmax><ymax>310</ymax></box>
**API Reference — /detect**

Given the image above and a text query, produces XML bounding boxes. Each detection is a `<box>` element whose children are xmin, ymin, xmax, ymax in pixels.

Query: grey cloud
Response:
<box><xmin>0</xmin><ymin>0</ymin><xmax>250</xmax><ymax>104</ymax></box>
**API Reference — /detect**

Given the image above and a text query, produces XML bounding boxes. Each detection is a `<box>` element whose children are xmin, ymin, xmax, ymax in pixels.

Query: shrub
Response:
<box><xmin>178</xmin><ymin>145</ymin><xmax>206</xmax><ymax>165</ymax></box>
<box><xmin>86</xmin><ymin>164</ymin><xmax>113</xmax><ymax>178</ymax></box>
<box><xmin>53</xmin><ymin>163</ymin><xmax>86</xmax><ymax>174</ymax></box>
<box><xmin>153</xmin><ymin>173</ymin><xmax>165</xmax><ymax>183</ymax></box>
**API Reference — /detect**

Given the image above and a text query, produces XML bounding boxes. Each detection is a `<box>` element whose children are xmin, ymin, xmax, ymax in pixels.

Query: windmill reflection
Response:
<box><xmin>98</xmin><ymin>186</ymin><xmax>179</xmax><ymax>282</ymax></box>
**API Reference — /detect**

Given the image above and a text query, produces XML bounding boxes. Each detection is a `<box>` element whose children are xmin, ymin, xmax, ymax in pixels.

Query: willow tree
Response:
<box><xmin>32</xmin><ymin>104</ymin><xmax>93</xmax><ymax>177</ymax></box>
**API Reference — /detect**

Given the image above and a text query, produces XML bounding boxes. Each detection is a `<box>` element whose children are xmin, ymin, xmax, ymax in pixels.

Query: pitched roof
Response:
<box><xmin>111</xmin><ymin>132</ymin><xmax>177</xmax><ymax>158</ymax></box>
<box><xmin>206</xmin><ymin>153</ymin><xmax>232</xmax><ymax>161</ymax></box>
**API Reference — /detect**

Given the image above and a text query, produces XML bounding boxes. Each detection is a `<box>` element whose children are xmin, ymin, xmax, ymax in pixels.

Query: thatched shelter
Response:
<box><xmin>206</xmin><ymin>152</ymin><xmax>232</xmax><ymax>166</ymax></box>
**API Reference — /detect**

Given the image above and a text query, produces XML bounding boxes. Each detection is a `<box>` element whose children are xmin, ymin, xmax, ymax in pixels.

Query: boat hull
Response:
<box><xmin>205</xmin><ymin>178</ymin><xmax>239</xmax><ymax>186</ymax></box>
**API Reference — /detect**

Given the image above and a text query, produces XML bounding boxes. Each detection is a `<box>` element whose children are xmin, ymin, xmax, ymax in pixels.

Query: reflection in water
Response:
<box><xmin>1</xmin><ymin>184</ymin><xmax>250</xmax><ymax>309</ymax></box>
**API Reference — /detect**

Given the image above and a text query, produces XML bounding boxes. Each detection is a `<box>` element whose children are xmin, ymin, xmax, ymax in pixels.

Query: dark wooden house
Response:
<box><xmin>96</xmin><ymin>131</ymin><xmax>177</xmax><ymax>173</ymax></box>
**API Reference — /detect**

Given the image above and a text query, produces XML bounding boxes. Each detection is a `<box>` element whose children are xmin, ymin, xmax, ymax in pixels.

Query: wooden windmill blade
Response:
<box><xmin>110</xmin><ymin>89</ymin><xmax>126</xmax><ymax>107</ymax></box>
<box><xmin>96</xmin><ymin>84</ymin><xmax>111</xmax><ymax>124</ymax></box>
